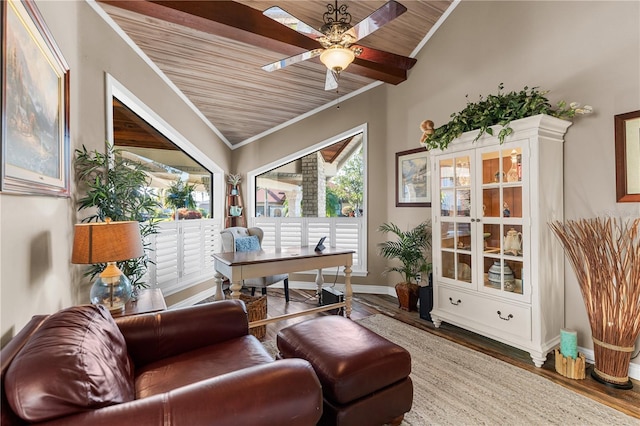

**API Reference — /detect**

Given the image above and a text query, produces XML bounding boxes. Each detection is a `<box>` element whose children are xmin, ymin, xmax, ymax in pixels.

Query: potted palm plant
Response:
<box><xmin>378</xmin><ymin>221</ymin><xmax>432</xmax><ymax>311</ymax></box>
<box><xmin>75</xmin><ymin>144</ymin><xmax>160</xmax><ymax>292</ymax></box>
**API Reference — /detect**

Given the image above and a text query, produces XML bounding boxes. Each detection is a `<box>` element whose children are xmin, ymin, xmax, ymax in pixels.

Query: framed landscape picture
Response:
<box><xmin>1</xmin><ymin>0</ymin><xmax>70</xmax><ymax>196</ymax></box>
<box><xmin>614</xmin><ymin>110</ymin><xmax>640</xmax><ymax>202</ymax></box>
<box><xmin>396</xmin><ymin>148</ymin><xmax>431</xmax><ymax>207</ymax></box>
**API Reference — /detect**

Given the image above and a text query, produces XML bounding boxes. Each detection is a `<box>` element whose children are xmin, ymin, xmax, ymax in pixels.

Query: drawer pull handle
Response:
<box><xmin>497</xmin><ymin>311</ymin><xmax>513</xmax><ymax>321</ymax></box>
<box><xmin>449</xmin><ymin>297</ymin><xmax>462</xmax><ymax>306</ymax></box>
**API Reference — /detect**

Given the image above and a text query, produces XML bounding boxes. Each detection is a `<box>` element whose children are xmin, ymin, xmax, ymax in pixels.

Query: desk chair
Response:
<box><xmin>220</xmin><ymin>227</ymin><xmax>290</xmax><ymax>302</ymax></box>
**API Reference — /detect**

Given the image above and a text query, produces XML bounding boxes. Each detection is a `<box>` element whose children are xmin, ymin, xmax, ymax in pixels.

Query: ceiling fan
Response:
<box><xmin>262</xmin><ymin>0</ymin><xmax>414</xmax><ymax>90</ymax></box>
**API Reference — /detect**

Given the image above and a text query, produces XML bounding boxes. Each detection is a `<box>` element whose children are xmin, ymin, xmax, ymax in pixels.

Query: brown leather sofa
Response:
<box><xmin>1</xmin><ymin>300</ymin><xmax>322</xmax><ymax>425</ymax></box>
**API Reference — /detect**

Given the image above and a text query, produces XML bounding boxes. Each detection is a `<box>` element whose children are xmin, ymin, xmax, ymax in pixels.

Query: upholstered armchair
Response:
<box><xmin>220</xmin><ymin>226</ymin><xmax>290</xmax><ymax>302</ymax></box>
<box><xmin>1</xmin><ymin>301</ymin><xmax>322</xmax><ymax>425</ymax></box>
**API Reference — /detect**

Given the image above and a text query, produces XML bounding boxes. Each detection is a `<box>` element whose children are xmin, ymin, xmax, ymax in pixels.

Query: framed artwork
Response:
<box><xmin>614</xmin><ymin>110</ymin><xmax>640</xmax><ymax>202</ymax></box>
<box><xmin>1</xmin><ymin>0</ymin><xmax>70</xmax><ymax>197</ymax></box>
<box><xmin>396</xmin><ymin>148</ymin><xmax>431</xmax><ymax>207</ymax></box>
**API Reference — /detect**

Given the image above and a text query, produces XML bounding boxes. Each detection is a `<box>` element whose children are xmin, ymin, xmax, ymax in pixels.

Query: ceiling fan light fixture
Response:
<box><xmin>320</xmin><ymin>46</ymin><xmax>355</xmax><ymax>73</ymax></box>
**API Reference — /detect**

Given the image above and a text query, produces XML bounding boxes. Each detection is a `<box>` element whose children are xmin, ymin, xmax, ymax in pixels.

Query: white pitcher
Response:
<box><xmin>230</xmin><ymin>205</ymin><xmax>243</xmax><ymax>216</ymax></box>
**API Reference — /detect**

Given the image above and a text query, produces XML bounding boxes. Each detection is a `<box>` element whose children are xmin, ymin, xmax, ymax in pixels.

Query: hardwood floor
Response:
<box><xmin>256</xmin><ymin>287</ymin><xmax>640</xmax><ymax>420</ymax></box>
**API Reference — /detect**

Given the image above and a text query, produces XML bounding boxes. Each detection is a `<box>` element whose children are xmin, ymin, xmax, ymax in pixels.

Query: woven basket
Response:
<box><xmin>240</xmin><ymin>294</ymin><xmax>267</xmax><ymax>340</ymax></box>
<box><xmin>591</xmin><ymin>338</ymin><xmax>634</xmax><ymax>388</ymax></box>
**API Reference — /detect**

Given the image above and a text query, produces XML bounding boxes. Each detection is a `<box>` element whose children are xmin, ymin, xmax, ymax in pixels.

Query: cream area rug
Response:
<box><xmin>358</xmin><ymin>315</ymin><xmax>638</xmax><ymax>426</ymax></box>
<box><xmin>263</xmin><ymin>315</ymin><xmax>639</xmax><ymax>426</ymax></box>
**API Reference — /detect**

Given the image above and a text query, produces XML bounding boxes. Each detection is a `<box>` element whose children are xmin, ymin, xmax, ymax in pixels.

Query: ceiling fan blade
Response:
<box><xmin>262</xmin><ymin>48</ymin><xmax>324</xmax><ymax>72</ymax></box>
<box><xmin>325</xmin><ymin>70</ymin><xmax>339</xmax><ymax>91</ymax></box>
<box><xmin>354</xmin><ymin>45</ymin><xmax>416</xmax><ymax>70</ymax></box>
<box><xmin>345</xmin><ymin>0</ymin><xmax>407</xmax><ymax>42</ymax></box>
<box><xmin>263</xmin><ymin>6</ymin><xmax>325</xmax><ymax>40</ymax></box>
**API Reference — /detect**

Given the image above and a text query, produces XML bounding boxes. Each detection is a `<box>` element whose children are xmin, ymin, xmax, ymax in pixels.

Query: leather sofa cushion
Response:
<box><xmin>135</xmin><ymin>335</ymin><xmax>273</xmax><ymax>398</ymax></box>
<box><xmin>5</xmin><ymin>305</ymin><xmax>134</xmax><ymax>422</ymax></box>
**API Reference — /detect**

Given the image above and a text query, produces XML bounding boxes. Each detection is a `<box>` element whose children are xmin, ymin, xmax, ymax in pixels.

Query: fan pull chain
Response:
<box><xmin>335</xmin><ymin>71</ymin><xmax>341</xmax><ymax>109</ymax></box>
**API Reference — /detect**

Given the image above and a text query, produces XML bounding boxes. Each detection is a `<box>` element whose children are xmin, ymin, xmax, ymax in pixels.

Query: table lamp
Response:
<box><xmin>72</xmin><ymin>219</ymin><xmax>144</xmax><ymax>312</ymax></box>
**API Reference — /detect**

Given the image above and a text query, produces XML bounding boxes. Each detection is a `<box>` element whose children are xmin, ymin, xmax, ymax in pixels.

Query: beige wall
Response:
<box><xmin>393</xmin><ymin>0</ymin><xmax>640</xmax><ymax>354</ymax></box>
<box><xmin>0</xmin><ymin>0</ymin><xmax>229</xmax><ymax>342</ymax></box>
<box><xmin>1</xmin><ymin>0</ymin><xmax>639</xmax><ymax>373</ymax></box>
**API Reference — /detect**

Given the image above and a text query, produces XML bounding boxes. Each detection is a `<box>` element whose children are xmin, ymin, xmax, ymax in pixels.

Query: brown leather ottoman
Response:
<box><xmin>277</xmin><ymin>315</ymin><xmax>413</xmax><ymax>426</ymax></box>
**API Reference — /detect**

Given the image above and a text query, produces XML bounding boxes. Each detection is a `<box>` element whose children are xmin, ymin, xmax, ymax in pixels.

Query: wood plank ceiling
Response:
<box><xmin>98</xmin><ymin>1</ymin><xmax>453</xmax><ymax>147</ymax></box>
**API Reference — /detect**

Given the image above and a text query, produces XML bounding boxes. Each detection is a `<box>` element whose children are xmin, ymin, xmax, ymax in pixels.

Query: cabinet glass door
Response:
<box><xmin>438</xmin><ymin>155</ymin><xmax>473</xmax><ymax>286</ymax></box>
<box><xmin>480</xmin><ymin>147</ymin><xmax>524</xmax><ymax>296</ymax></box>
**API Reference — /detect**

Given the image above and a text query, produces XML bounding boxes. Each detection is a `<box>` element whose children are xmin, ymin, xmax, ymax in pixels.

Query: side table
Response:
<box><xmin>111</xmin><ymin>288</ymin><xmax>166</xmax><ymax>318</ymax></box>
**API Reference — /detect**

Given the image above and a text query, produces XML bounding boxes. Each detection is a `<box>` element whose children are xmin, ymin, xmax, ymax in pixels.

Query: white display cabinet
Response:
<box><xmin>429</xmin><ymin>114</ymin><xmax>571</xmax><ymax>367</ymax></box>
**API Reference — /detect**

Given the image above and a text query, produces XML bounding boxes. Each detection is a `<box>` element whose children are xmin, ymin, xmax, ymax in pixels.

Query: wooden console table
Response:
<box><xmin>212</xmin><ymin>247</ymin><xmax>354</xmax><ymax>326</ymax></box>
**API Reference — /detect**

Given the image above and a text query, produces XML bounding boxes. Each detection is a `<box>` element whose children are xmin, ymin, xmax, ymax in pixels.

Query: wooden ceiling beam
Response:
<box><xmin>98</xmin><ymin>0</ymin><xmax>415</xmax><ymax>85</ymax></box>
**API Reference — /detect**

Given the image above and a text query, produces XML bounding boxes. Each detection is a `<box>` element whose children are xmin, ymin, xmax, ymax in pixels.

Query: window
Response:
<box><xmin>113</xmin><ymin>97</ymin><xmax>213</xmax><ymax>220</ymax></box>
<box><xmin>248</xmin><ymin>125</ymin><xmax>368</xmax><ymax>275</ymax></box>
<box><xmin>254</xmin><ymin>133</ymin><xmax>364</xmax><ymax>218</ymax></box>
<box><xmin>106</xmin><ymin>75</ymin><xmax>225</xmax><ymax>295</ymax></box>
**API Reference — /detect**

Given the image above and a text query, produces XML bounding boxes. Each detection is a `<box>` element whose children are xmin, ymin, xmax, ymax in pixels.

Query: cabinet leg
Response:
<box><xmin>530</xmin><ymin>352</ymin><xmax>546</xmax><ymax>368</ymax></box>
<box><xmin>432</xmin><ymin>316</ymin><xmax>442</xmax><ymax>328</ymax></box>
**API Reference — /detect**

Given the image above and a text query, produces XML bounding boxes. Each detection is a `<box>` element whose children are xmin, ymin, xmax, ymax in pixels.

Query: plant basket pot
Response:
<box><xmin>239</xmin><ymin>294</ymin><xmax>267</xmax><ymax>340</ymax></box>
<box><xmin>591</xmin><ymin>338</ymin><xmax>634</xmax><ymax>389</ymax></box>
<box><xmin>395</xmin><ymin>282</ymin><xmax>419</xmax><ymax>312</ymax></box>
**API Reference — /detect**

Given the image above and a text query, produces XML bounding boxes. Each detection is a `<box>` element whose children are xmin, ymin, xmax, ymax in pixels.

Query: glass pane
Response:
<box><xmin>485</xmin><ymin>259</ymin><xmax>512</xmax><ymax>290</ymax></box>
<box><xmin>506</xmin><ymin>260</ymin><xmax>523</xmax><ymax>294</ymax></box>
<box><xmin>504</xmin><ymin>148</ymin><xmax>522</xmax><ymax>183</ymax></box>
<box><xmin>442</xmin><ymin>251</ymin><xmax>455</xmax><ymax>280</ymax></box>
<box><xmin>254</xmin><ymin>138</ymin><xmax>364</xmax><ymax>217</ymax></box>
<box><xmin>441</xmin><ymin>222</ymin><xmax>455</xmax><ymax>249</ymax></box>
<box><xmin>113</xmin><ymin>97</ymin><xmax>214</xmax><ymax>219</ymax></box>
<box><xmin>481</xmin><ymin>151</ymin><xmax>501</xmax><ymax>184</ymax></box>
<box><xmin>503</xmin><ymin>225</ymin><xmax>523</xmax><ymax>257</ymax></box>
<box><xmin>440</xmin><ymin>158</ymin><xmax>454</xmax><ymax>188</ymax></box>
<box><xmin>441</xmin><ymin>189</ymin><xmax>454</xmax><ymax>216</ymax></box>
<box><xmin>457</xmin><ymin>253</ymin><xmax>472</xmax><ymax>283</ymax></box>
<box><xmin>456</xmin><ymin>189</ymin><xmax>471</xmax><ymax>217</ymax></box>
<box><xmin>482</xmin><ymin>187</ymin><xmax>499</xmax><ymax>218</ymax></box>
<box><xmin>455</xmin><ymin>156</ymin><xmax>471</xmax><ymax>187</ymax></box>
<box><xmin>483</xmin><ymin>259</ymin><xmax>523</xmax><ymax>293</ymax></box>
<box><xmin>456</xmin><ymin>223</ymin><xmax>472</xmax><ymax>251</ymax></box>
<box><xmin>483</xmin><ymin>223</ymin><xmax>500</xmax><ymax>253</ymax></box>
<box><xmin>503</xmin><ymin>187</ymin><xmax>522</xmax><ymax>218</ymax></box>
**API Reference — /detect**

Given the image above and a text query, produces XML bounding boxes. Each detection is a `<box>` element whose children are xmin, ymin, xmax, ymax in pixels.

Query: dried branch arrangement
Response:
<box><xmin>550</xmin><ymin>217</ymin><xmax>640</xmax><ymax>389</ymax></box>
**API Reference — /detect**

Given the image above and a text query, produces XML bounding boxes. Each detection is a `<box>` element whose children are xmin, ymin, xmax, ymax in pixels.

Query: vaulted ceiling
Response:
<box><xmin>97</xmin><ymin>1</ymin><xmax>454</xmax><ymax>148</ymax></box>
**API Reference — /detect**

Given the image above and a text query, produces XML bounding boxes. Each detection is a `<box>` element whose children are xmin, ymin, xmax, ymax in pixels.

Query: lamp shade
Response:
<box><xmin>72</xmin><ymin>220</ymin><xmax>144</xmax><ymax>264</ymax></box>
<box><xmin>320</xmin><ymin>46</ymin><xmax>355</xmax><ymax>73</ymax></box>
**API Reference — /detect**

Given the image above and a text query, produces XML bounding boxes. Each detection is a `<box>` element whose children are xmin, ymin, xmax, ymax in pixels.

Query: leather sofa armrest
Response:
<box><xmin>115</xmin><ymin>300</ymin><xmax>249</xmax><ymax>367</ymax></box>
<box><xmin>40</xmin><ymin>359</ymin><xmax>322</xmax><ymax>426</ymax></box>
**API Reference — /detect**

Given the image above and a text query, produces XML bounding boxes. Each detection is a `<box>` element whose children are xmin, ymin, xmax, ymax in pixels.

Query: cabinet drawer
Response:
<box><xmin>437</xmin><ymin>287</ymin><xmax>531</xmax><ymax>340</ymax></box>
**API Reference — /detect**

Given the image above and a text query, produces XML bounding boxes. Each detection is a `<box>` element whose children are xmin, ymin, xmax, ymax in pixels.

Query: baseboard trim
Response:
<box><xmin>169</xmin><ymin>288</ymin><xmax>217</xmax><ymax>309</ymax></box>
